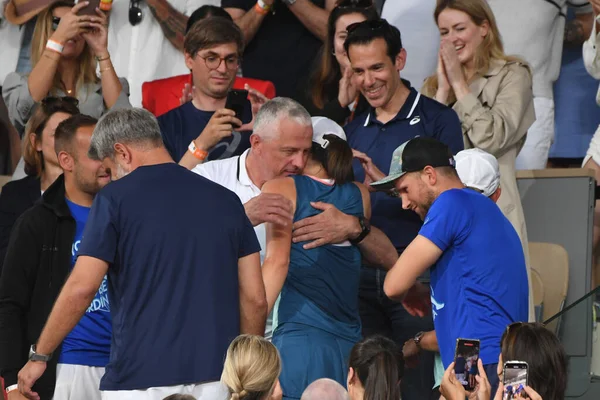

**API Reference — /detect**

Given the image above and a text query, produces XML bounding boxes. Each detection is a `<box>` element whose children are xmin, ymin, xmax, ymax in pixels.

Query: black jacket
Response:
<box><xmin>0</xmin><ymin>175</ymin><xmax>74</xmax><ymax>400</ymax></box>
<box><xmin>0</xmin><ymin>175</ymin><xmax>41</xmax><ymax>276</ymax></box>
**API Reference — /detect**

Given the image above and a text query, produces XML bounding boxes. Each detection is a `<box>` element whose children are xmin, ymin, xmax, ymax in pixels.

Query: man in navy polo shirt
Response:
<box><xmin>17</xmin><ymin>108</ymin><xmax>267</xmax><ymax>400</ymax></box>
<box><xmin>344</xmin><ymin>19</ymin><xmax>463</xmax><ymax>399</ymax></box>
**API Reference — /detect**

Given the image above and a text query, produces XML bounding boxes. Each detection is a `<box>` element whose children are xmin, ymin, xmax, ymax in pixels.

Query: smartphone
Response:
<box><xmin>502</xmin><ymin>361</ymin><xmax>529</xmax><ymax>400</ymax></box>
<box><xmin>454</xmin><ymin>338</ymin><xmax>480</xmax><ymax>391</ymax></box>
<box><xmin>225</xmin><ymin>89</ymin><xmax>251</xmax><ymax>129</ymax></box>
<box><xmin>77</xmin><ymin>0</ymin><xmax>101</xmax><ymax>16</ymax></box>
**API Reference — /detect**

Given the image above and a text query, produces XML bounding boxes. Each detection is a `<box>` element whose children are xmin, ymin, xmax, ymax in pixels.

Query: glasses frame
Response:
<box><xmin>197</xmin><ymin>53</ymin><xmax>241</xmax><ymax>71</ymax></box>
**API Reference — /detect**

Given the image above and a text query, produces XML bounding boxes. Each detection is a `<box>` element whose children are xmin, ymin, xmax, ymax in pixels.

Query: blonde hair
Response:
<box><xmin>31</xmin><ymin>1</ymin><xmax>99</xmax><ymax>98</ymax></box>
<box><xmin>422</xmin><ymin>0</ymin><xmax>525</xmax><ymax>101</ymax></box>
<box><xmin>221</xmin><ymin>335</ymin><xmax>282</xmax><ymax>400</ymax></box>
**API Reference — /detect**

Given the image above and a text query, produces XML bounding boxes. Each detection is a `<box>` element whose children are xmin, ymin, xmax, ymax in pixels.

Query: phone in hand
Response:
<box><xmin>225</xmin><ymin>89</ymin><xmax>251</xmax><ymax>129</ymax></box>
<box><xmin>77</xmin><ymin>0</ymin><xmax>101</xmax><ymax>16</ymax></box>
<box><xmin>502</xmin><ymin>361</ymin><xmax>529</xmax><ymax>400</ymax></box>
<box><xmin>454</xmin><ymin>338</ymin><xmax>480</xmax><ymax>391</ymax></box>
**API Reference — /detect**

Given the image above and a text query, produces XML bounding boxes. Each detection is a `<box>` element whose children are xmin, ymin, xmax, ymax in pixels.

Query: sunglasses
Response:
<box><xmin>52</xmin><ymin>16</ymin><xmax>60</xmax><ymax>31</ymax></box>
<box><xmin>41</xmin><ymin>96</ymin><xmax>80</xmax><ymax>108</ymax></box>
<box><xmin>129</xmin><ymin>0</ymin><xmax>143</xmax><ymax>26</ymax></box>
<box><xmin>346</xmin><ymin>19</ymin><xmax>389</xmax><ymax>34</ymax></box>
<box><xmin>335</xmin><ymin>0</ymin><xmax>374</xmax><ymax>8</ymax></box>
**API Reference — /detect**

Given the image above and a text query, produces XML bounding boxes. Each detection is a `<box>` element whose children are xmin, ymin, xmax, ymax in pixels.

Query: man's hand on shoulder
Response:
<box><xmin>244</xmin><ymin>193</ymin><xmax>293</xmax><ymax>227</ymax></box>
<box><xmin>291</xmin><ymin>202</ymin><xmax>362</xmax><ymax>249</ymax></box>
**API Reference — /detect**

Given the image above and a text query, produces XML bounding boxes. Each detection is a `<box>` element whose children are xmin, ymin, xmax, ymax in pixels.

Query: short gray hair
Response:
<box><xmin>88</xmin><ymin>108</ymin><xmax>163</xmax><ymax>160</ymax></box>
<box><xmin>253</xmin><ymin>97</ymin><xmax>312</xmax><ymax>140</ymax></box>
<box><xmin>300</xmin><ymin>379</ymin><xmax>350</xmax><ymax>400</ymax></box>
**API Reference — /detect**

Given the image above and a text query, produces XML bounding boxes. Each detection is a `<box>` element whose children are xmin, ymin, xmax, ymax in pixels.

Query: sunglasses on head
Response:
<box><xmin>41</xmin><ymin>96</ymin><xmax>80</xmax><ymax>107</ymax></box>
<box><xmin>335</xmin><ymin>0</ymin><xmax>374</xmax><ymax>8</ymax></box>
<box><xmin>346</xmin><ymin>19</ymin><xmax>389</xmax><ymax>34</ymax></box>
<box><xmin>129</xmin><ymin>0</ymin><xmax>143</xmax><ymax>26</ymax></box>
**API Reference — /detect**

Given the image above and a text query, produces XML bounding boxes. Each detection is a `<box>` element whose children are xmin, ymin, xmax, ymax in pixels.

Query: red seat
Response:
<box><xmin>142</xmin><ymin>74</ymin><xmax>276</xmax><ymax>117</ymax></box>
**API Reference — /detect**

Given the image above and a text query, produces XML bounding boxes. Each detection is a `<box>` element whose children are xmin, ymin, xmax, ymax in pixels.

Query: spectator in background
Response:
<box><xmin>381</xmin><ymin>0</ymin><xmax>438</xmax><ymax>88</ymax></box>
<box><xmin>378</xmin><ymin>137</ymin><xmax>528</xmax><ymax>398</ymax></box>
<box><xmin>422</xmin><ymin>0</ymin><xmax>534</xmax><ymax>320</ymax></box>
<box><xmin>107</xmin><ymin>0</ymin><xmax>220</xmax><ymax>107</ymax></box>
<box><xmin>223</xmin><ymin>0</ymin><xmax>336</xmax><ymax>100</ymax></box>
<box><xmin>300</xmin><ymin>0</ymin><xmax>377</xmax><ymax>124</ymax></box>
<box><xmin>16</xmin><ymin>108</ymin><xmax>266</xmax><ymax>400</ymax></box>
<box><xmin>3</xmin><ymin>1</ymin><xmax>130</xmax><ymax>137</ymax></box>
<box><xmin>485</xmin><ymin>0</ymin><xmax>594</xmax><ymax>170</ymax></box>
<box><xmin>334</xmin><ymin>18</ymin><xmax>462</xmax><ymax>400</ymax></box>
<box><xmin>159</xmin><ymin>18</ymin><xmax>268</xmax><ymax>169</ymax></box>
<box><xmin>301</xmin><ymin>379</ymin><xmax>349</xmax><ymax>400</ymax></box>
<box><xmin>0</xmin><ymin>115</ymin><xmax>110</xmax><ymax>400</ymax></box>
<box><xmin>221</xmin><ymin>335</ymin><xmax>282</xmax><ymax>400</ymax></box>
<box><xmin>347</xmin><ymin>335</ymin><xmax>404</xmax><ymax>400</ymax></box>
<box><xmin>549</xmin><ymin>7</ymin><xmax>600</xmax><ymax>167</ymax></box>
<box><xmin>0</xmin><ymin>97</ymin><xmax>79</xmax><ymax>275</ymax></box>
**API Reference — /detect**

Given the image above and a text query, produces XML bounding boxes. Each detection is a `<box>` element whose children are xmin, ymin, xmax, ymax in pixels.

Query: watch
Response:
<box><xmin>413</xmin><ymin>331</ymin><xmax>425</xmax><ymax>348</ymax></box>
<box><xmin>282</xmin><ymin>0</ymin><xmax>297</xmax><ymax>5</ymax></box>
<box><xmin>349</xmin><ymin>216</ymin><xmax>371</xmax><ymax>245</ymax></box>
<box><xmin>29</xmin><ymin>345</ymin><xmax>52</xmax><ymax>362</ymax></box>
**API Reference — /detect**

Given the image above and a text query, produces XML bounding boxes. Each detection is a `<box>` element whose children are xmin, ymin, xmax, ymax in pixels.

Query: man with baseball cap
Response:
<box><xmin>377</xmin><ymin>137</ymin><xmax>528</xmax><ymax>394</ymax></box>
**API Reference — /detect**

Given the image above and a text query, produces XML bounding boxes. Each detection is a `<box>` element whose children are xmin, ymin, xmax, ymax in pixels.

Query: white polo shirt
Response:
<box><xmin>107</xmin><ymin>0</ymin><xmax>219</xmax><ymax>107</ymax></box>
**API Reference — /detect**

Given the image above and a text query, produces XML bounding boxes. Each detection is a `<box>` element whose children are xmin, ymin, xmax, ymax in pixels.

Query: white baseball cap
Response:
<box><xmin>455</xmin><ymin>148</ymin><xmax>500</xmax><ymax>197</ymax></box>
<box><xmin>311</xmin><ymin>116</ymin><xmax>347</xmax><ymax>149</ymax></box>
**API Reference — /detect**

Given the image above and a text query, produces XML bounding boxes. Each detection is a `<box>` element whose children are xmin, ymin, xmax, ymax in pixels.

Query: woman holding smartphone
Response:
<box><xmin>3</xmin><ymin>1</ymin><xmax>130</xmax><ymax>136</ymax></box>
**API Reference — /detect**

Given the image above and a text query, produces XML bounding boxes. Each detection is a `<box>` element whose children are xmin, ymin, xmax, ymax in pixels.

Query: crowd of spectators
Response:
<box><xmin>0</xmin><ymin>0</ymin><xmax>599</xmax><ymax>399</ymax></box>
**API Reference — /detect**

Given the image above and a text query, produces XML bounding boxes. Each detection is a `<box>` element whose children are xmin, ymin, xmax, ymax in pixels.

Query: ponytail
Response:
<box><xmin>349</xmin><ymin>335</ymin><xmax>404</xmax><ymax>400</ymax></box>
<box><xmin>311</xmin><ymin>134</ymin><xmax>354</xmax><ymax>184</ymax></box>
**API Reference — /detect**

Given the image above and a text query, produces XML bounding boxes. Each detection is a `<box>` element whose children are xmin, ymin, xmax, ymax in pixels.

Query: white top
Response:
<box><xmin>487</xmin><ymin>0</ymin><xmax>592</xmax><ymax>99</ymax></box>
<box><xmin>382</xmin><ymin>0</ymin><xmax>439</xmax><ymax>89</ymax></box>
<box><xmin>192</xmin><ymin>149</ymin><xmax>265</xmax><ymax>261</ymax></box>
<box><xmin>107</xmin><ymin>0</ymin><xmax>219</xmax><ymax>107</ymax></box>
<box><xmin>0</xmin><ymin>21</ymin><xmax>24</xmax><ymax>85</ymax></box>
<box><xmin>583</xmin><ymin>13</ymin><xmax>600</xmax><ymax>105</ymax></box>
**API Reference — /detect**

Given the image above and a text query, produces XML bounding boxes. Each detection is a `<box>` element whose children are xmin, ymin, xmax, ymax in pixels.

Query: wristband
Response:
<box><xmin>254</xmin><ymin>0</ymin><xmax>270</xmax><ymax>15</ymax></box>
<box><xmin>96</xmin><ymin>54</ymin><xmax>110</xmax><ymax>62</ymax></box>
<box><xmin>46</xmin><ymin>39</ymin><xmax>64</xmax><ymax>54</ymax></box>
<box><xmin>188</xmin><ymin>140</ymin><xmax>208</xmax><ymax>161</ymax></box>
<box><xmin>5</xmin><ymin>384</ymin><xmax>18</xmax><ymax>394</ymax></box>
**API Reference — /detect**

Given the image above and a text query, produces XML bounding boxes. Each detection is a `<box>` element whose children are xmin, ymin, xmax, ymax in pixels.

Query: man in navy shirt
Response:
<box><xmin>158</xmin><ymin>17</ymin><xmax>260</xmax><ymax>169</ymax></box>
<box><xmin>17</xmin><ymin>108</ymin><xmax>267</xmax><ymax>400</ymax></box>
<box><xmin>0</xmin><ymin>115</ymin><xmax>111</xmax><ymax>400</ymax></box>
<box><xmin>376</xmin><ymin>137</ymin><xmax>528</xmax><ymax>396</ymax></box>
<box><xmin>292</xmin><ymin>19</ymin><xmax>463</xmax><ymax>399</ymax></box>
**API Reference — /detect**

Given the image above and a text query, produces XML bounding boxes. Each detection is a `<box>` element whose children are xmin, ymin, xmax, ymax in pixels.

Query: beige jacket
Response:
<box><xmin>453</xmin><ymin>59</ymin><xmax>535</xmax><ymax>320</ymax></box>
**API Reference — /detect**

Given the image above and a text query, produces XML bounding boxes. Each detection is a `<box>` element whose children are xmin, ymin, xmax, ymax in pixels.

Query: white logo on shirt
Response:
<box><xmin>410</xmin><ymin>116</ymin><xmax>421</xmax><ymax>125</ymax></box>
<box><xmin>431</xmin><ymin>287</ymin><xmax>445</xmax><ymax>321</ymax></box>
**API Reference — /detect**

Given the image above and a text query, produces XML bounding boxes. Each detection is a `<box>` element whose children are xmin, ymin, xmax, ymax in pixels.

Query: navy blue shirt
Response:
<box><xmin>157</xmin><ymin>101</ymin><xmax>252</xmax><ymax>162</ymax></box>
<box><xmin>346</xmin><ymin>85</ymin><xmax>464</xmax><ymax>253</ymax></box>
<box><xmin>77</xmin><ymin>163</ymin><xmax>260</xmax><ymax>390</ymax></box>
<box><xmin>419</xmin><ymin>189</ymin><xmax>528</xmax><ymax>367</ymax></box>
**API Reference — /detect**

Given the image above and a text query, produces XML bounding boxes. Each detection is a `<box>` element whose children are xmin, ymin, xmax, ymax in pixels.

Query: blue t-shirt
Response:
<box><xmin>77</xmin><ymin>163</ymin><xmax>261</xmax><ymax>391</ymax></box>
<box><xmin>418</xmin><ymin>189</ymin><xmax>528</xmax><ymax>368</ymax></box>
<box><xmin>346</xmin><ymin>85</ymin><xmax>464</xmax><ymax>253</ymax></box>
<box><xmin>59</xmin><ymin>199</ymin><xmax>111</xmax><ymax>367</ymax></box>
<box><xmin>158</xmin><ymin>101</ymin><xmax>252</xmax><ymax>162</ymax></box>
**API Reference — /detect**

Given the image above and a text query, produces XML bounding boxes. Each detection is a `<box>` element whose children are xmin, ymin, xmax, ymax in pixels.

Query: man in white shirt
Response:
<box><xmin>107</xmin><ymin>0</ymin><xmax>219</xmax><ymax>107</ymax></box>
<box><xmin>487</xmin><ymin>0</ymin><xmax>594</xmax><ymax>170</ymax></box>
<box><xmin>192</xmin><ymin>98</ymin><xmax>397</xmax><ymax>338</ymax></box>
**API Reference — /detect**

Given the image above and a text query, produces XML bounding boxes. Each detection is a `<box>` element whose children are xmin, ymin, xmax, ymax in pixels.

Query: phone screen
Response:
<box><xmin>77</xmin><ymin>0</ymin><xmax>101</xmax><ymax>15</ymax></box>
<box><xmin>225</xmin><ymin>89</ymin><xmax>251</xmax><ymax>128</ymax></box>
<box><xmin>502</xmin><ymin>362</ymin><xmax>528</xmax><ymax>400</ymax></box>
<box><xmin>454</xmin><ymin>338</ymin><xmax>480</xmax><ymax>391</ymax></box>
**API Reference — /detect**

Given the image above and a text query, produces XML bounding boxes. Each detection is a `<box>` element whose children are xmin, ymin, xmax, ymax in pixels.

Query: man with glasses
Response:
<box><xmin>377</xmin><ymin>137</ymin><xmax>528</xmax><ymax>398</ymax></box>
<box><xmin>291</xmin><ymin>19</ymin><xmax>462</xmax><ymax>400</ymax></box>
<box><xmin>158</xmin><ymin>17</ymin><xmax>256</xmax><ymax>169</ymax></box>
